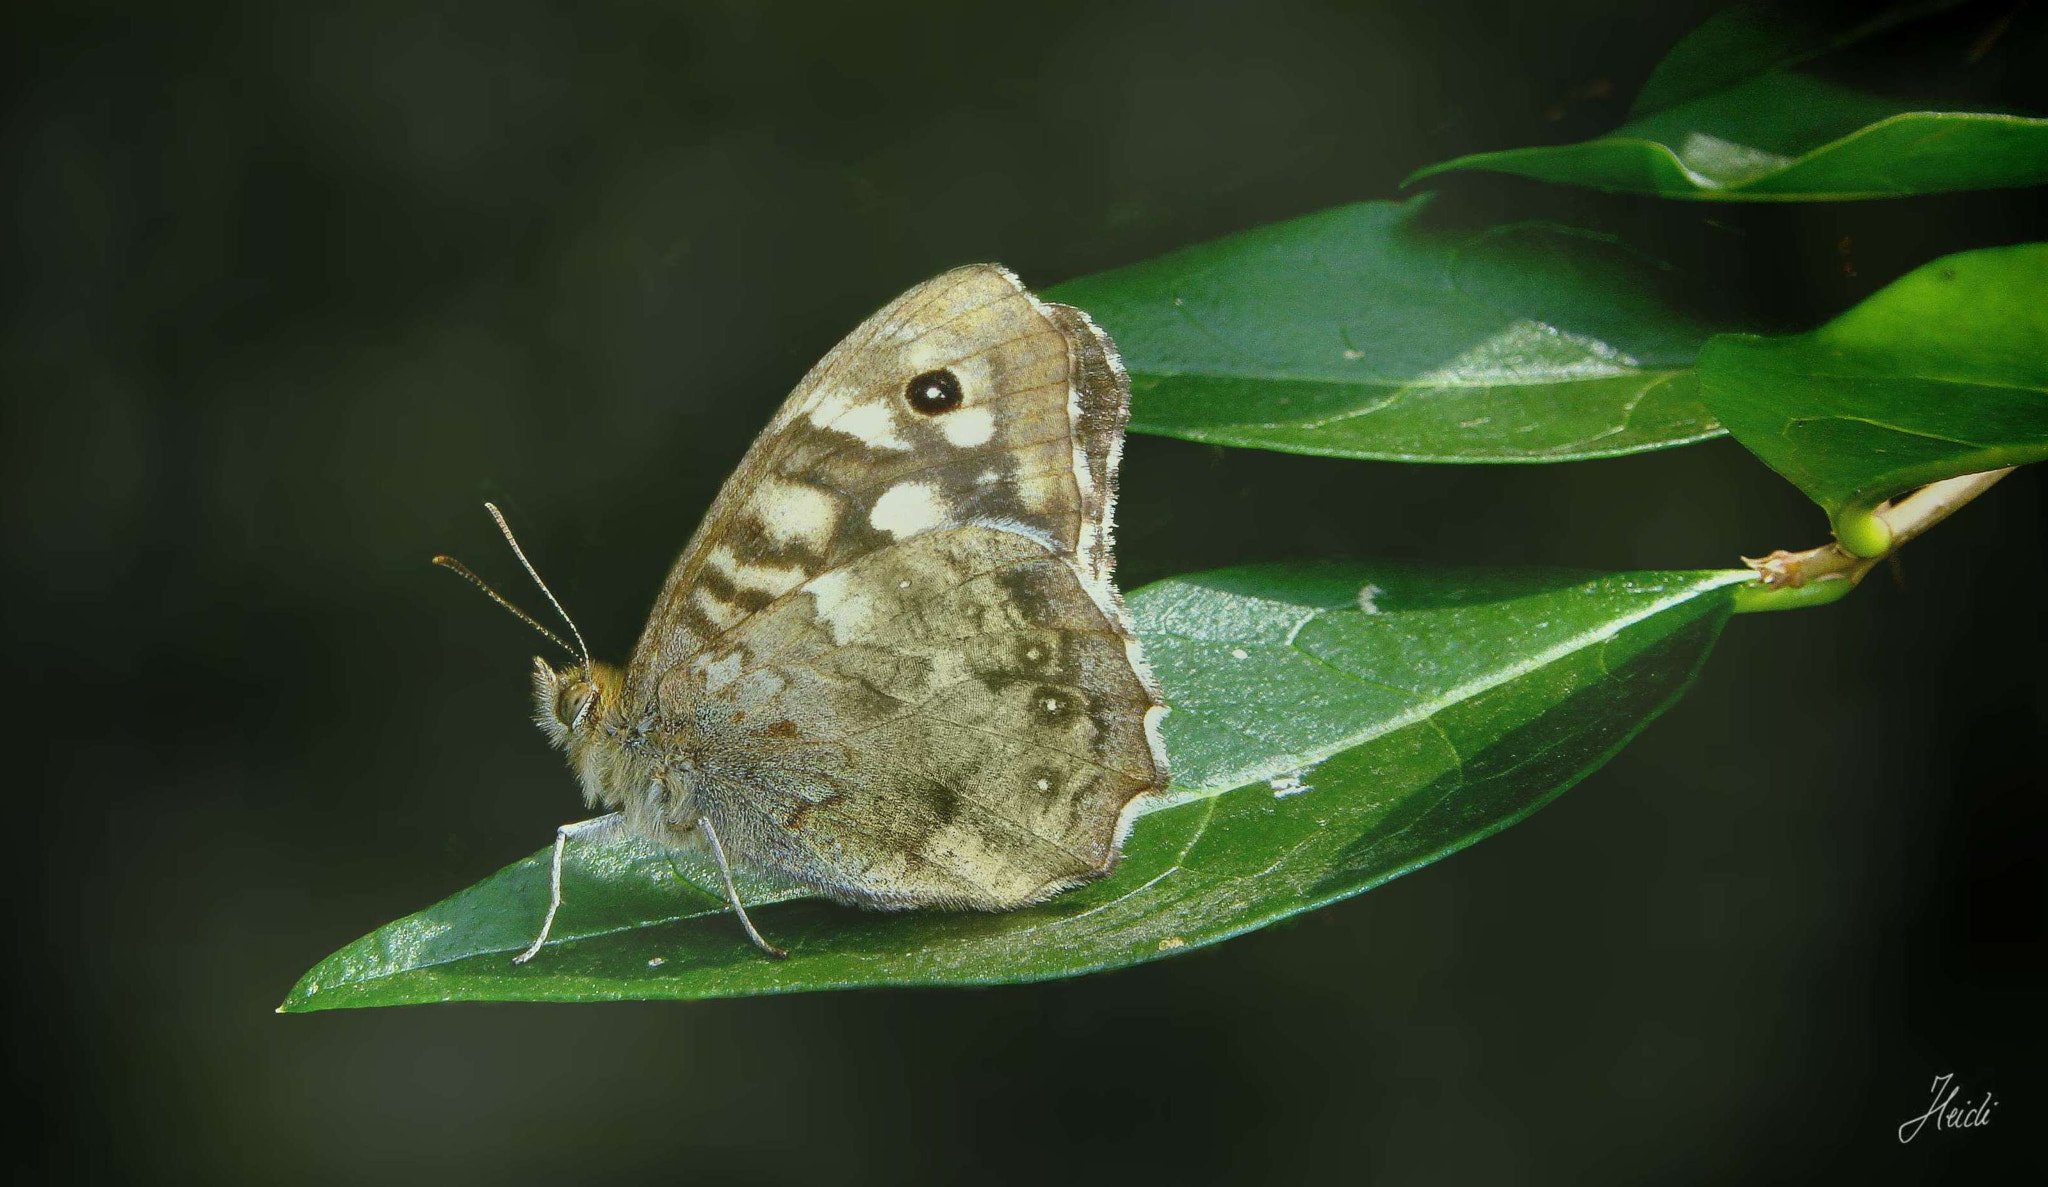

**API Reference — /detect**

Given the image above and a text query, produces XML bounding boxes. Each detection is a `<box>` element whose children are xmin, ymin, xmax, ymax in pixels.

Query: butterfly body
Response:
<box><xmin>502</xmin><ymin>264</ymin><xmax>1167</xmax><ymax>950</ymax></box>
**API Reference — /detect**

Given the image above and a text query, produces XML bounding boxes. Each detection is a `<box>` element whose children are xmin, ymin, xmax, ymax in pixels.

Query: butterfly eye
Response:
<box><xmin>904</xmin><ymin>369</ymin><xmax>963</xmax><ymax>415</ymax></box>
<box><xmin>557</xmin><ymin>682</ymin><xmax>596</xmax><ymax>730</ymax></box>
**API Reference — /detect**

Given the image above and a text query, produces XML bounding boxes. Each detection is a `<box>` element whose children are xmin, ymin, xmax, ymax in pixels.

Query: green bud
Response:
<box><xmin>1833</xmin><ymin>510</ymin><xmax>1894</xmax><ymax>559</ymax></box>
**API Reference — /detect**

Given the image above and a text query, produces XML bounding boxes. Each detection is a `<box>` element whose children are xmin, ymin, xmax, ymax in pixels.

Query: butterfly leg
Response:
<box><xmin>696</xmin><ymin>816</ymin><xmax>789</xmax><ymax>960</ymax></box>
<box><xmin>513</xmin><ymin>813</ymin><xmax>623</xmax><ymax>965</ymax></box>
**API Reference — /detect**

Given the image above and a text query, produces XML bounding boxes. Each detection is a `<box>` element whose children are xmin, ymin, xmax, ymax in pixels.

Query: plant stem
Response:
<box><xmin>1730</xmin><ymin>468</ymin><xmax>2015</xmax><ymax>614</ymax></box>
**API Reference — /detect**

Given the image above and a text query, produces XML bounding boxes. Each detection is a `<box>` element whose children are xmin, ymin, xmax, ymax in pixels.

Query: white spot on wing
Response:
<box><xmin>869</xmin><ymin>481</ymin><xmax>947</xmax><ymax>538</ymax></box>
<box><xmin>690</xmin><ymin>587</ymin><xmax>743</xmax><ymax>629</ymax></box>
<box><xmin>805</xmin><ymin>569</ymin><xmax>874</xmax><ymax>646</ymax></box>
<box><xmin>755</xmin><ymin>478</ymin><xmax>840</xmax><ymax>550</ymax></box>
<box><xmin>824</xmin><ymin>401</ymin><xmax>910</xmax><ymax>450</ymax></box>
<box><xmin>803</xmin><ymin>385</ymin><xmax>857</xmax><ymax>430</ymax></box>
<box><xmin>939</xmin><ymin>404</ymin><xmax>995</xmax><ymax>447</ymax></box>
<box><xmin>706</xmin><ymin>545</ymin><xmax>809</xmax><ymax>598</ymax></box>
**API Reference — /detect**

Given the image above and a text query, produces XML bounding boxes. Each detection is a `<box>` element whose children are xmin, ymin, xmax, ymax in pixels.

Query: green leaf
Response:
<box><xmin>1045</xmin><ymin>197</ymin><xmax>1736</xmax><ymax>464</ymax></box>
<box><xmin>1627</xmin><ymin>1</ymin><xmax>1963</xmax><ymax>118</ymax></box>
<box><xmin>1405</xmin><ymin>2</ymin><xmax>2048</xmax><ymax>201</ymax></box>
<box><xmin>281</xmin><ymin>563</ymin><xmax>1748</xmax><ymax>1010</ymax></box>
<box><xmin>1697</xmin><ymin>242</ymin><xmax>2048</xmax><ymax>530</ymax></box>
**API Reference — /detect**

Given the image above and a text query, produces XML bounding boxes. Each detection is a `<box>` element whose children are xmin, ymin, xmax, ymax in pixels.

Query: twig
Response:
<box><xmin>1733</xmin><ymin>468</ymin><xmax>2015</xmax><ymax>612</ymax></box>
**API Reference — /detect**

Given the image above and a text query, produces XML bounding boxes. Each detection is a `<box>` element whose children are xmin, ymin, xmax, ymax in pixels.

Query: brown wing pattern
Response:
<box><xmin>626</xmin><ymin>266</ymin><xmax>1112</xmax><ymax>688</ymax></box>
<box><xmin>624</xmin><ymin>265</ymin><xmax>1167</xmax><ymax>908</ymax></box>
<box><xmin>657</xmin><ymin>526</ymin><xmax>1162</xmax><ymax>907</ymax></box>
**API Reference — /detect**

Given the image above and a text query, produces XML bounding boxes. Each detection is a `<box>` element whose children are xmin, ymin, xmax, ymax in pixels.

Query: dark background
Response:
<box><xmin>9</xmin><ymin>1</ymin><xmax>2042</xmax><ymax>1182</ymax></box>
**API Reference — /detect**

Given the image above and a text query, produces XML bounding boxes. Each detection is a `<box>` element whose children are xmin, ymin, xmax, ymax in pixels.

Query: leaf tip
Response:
<box><xmin>1399</xmin><ymin>159</ymin><xmax>1456</xmax><ymax>189</ymax></box>
<box><xmin>276</xmin><ymin>969</ymin><xmax>325</xmax><ymax>1015</ymax></box>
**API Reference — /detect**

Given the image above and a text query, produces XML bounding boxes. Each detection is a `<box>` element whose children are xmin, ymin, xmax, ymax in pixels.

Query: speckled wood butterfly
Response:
<box><xmin>437</xmin><ymin>265</ymin><xmax>1170</xmax><ymax>960</ymax></box>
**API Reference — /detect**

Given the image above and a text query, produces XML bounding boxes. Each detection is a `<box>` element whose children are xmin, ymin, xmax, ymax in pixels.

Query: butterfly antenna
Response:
<box><xmin>432</xmin><ymin>554</ymin><xmax>580</xmax><ymax>661</ymax></box>
<box><xmin>481</xmin><ymin>502</ymin><xmax>592</xmax><ymax>665</ymax></box>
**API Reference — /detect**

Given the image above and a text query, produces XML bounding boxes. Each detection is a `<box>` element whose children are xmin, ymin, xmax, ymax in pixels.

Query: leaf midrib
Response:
<box><xmin>1126</xmin><ymin>362</ymin><xmax>1684</xmax><ymax>392</ymax></box>
<box><xmin>1138</xmin><ymin>569</ymin><xmax>1748</xmax><ymax>807</ymax></box>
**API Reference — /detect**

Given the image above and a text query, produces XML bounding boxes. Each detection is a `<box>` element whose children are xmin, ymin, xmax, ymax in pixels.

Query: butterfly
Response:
<box><xmin>436</xmin><ymin>265</ymin><xmax>1170</xmax><ymax>960</ymax></box>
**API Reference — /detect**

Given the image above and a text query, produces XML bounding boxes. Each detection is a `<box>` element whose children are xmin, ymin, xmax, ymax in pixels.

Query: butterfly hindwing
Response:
<box><xmin>658</xmin><ymin>525</ymin><xmax>1161</xmax><ymax>907</ymax></box>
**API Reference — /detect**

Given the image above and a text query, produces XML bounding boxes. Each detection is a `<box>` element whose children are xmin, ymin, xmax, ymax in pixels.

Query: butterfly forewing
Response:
<box><xmin>623</xmin><ymin>265</ymin><xmax>1167</xmax><ymax>909</ymax></box>
<box><xmin>630</xmin><ymin>267</ymin><xmax>1099</xmax><ymax>680</ymax></box>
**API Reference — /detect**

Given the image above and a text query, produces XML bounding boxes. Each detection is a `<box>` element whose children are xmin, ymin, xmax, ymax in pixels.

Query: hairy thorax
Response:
<box><xmin>532</xmin><ymin>657</ymin><xmax>701</xmax><ymax>841</ymax></box>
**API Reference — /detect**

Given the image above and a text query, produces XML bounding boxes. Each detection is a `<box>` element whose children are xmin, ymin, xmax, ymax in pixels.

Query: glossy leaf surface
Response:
<box><xmin>1697</xmin><ymin>243</ymin><xmax>2048</xmax><ymax>524</ymax></box>
<box><xmin>1046</xmin><ymin>198</ymin><xmax>1735</xmax><ymax>463</ymax></box>
<box><xmin>283</xmin><ymin>563</ymin><xmax>1747</xmax><ymax>1010</ymax></box>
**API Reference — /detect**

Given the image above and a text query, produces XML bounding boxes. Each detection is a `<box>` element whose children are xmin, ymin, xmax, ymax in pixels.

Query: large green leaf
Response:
<box><xmin>1697</xmin><ymin>242</ymin><xmax>2048</xmax><ymax>543</ymax></box>
<box><xmin>281</xmin><ymin>563</ymin><xmax>1748</xmax><ymax>1010</ymax></box>
<box><xmin>1045</xmin><ymin>198</ymin><xmax>1735</xmax><ymax>464</ymax></box>
<box><xmin>1405</xmin><ymin>3</ymin><xmax>2048</xmax><ymax>200</ymax></box>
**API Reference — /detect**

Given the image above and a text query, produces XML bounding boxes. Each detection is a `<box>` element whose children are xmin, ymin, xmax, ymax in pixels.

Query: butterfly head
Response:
<box><xmin>435</xmin><ymin>502</ymin><xmax>619</xmax><ymax>754</ymax></box>
<box><xmin>531</xmin><ymin>657</ymin><xmax>623</xmax><ymax>748</ymax></box>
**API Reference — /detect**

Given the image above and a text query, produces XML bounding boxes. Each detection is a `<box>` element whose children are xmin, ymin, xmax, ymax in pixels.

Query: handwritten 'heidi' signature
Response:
<box><xmin>1898</xmin><ymin>1074</ymin><xmax>1996</xmax><ymax>1143</ymax></box>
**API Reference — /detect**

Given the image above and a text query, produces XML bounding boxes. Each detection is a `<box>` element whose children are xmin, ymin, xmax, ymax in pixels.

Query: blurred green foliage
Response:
<box><xmin>1409</xmin><ymin>0</ymin><xmax>2048</xmax><ymax>198</ymax></box>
